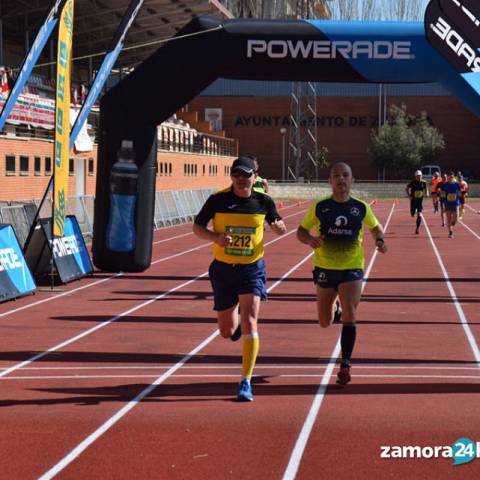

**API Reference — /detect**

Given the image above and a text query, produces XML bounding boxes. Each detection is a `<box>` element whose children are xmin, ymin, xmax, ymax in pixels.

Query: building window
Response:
<box><xmin>45</xmin><ymin>156</ymin><xmax>52</xmax><ymax>175</ymax></box>
<box><xmin>69</xmin><ymin>158</ymin><xmax>74</xmax><ymax>175</ymax></box>
<box><xmin>34</xmin><ymin>156</ymin><xmax>41</xmax><ymax>176</ymax></box>
<box><xmin>88</xmin><ymin>157</ymin><xmax>94</xmax><ymax>176</ymax></box>
<box><xmin>6</xmin><ymin>155</ymin><xmax>16</xmax><ymax>175</ymax></box>
<box><xmin>169</xmin><ymin>163</ymin><xmax>172</xmax><ymax>175</ymax></box>
<box><xmin>203</xmin><ymin>164</ymin><xmax>206</xmax><ymax>176</ymax></box>
<box><xmin>20</xmin><ymin>155</ymin><xmax>29</xmax><ymax>175</ymax></box>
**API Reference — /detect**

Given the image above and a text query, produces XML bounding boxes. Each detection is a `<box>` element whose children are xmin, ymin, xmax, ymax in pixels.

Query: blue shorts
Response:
<box><xmin>209</xmin><ymin>259</ymin><xmax>267</xmax><ymax>311</ymax></box>
<box><xmin>313</xmin><ymin>267</ymin><xmax>363</xmax><ymax>290</ymax></box>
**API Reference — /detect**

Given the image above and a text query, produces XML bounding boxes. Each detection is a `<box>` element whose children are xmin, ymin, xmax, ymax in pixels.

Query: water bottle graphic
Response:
<box><xmin>106</xmin><ymin>140</ymin><xmax>138</xmax><ymax>252</ymax></box>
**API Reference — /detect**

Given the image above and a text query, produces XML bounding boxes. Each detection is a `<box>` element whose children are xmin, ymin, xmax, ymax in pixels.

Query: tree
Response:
<box><xmin>412</xmin><ymin>111</ymin><xmax>445</xmax><ymax>165</ymax></box>
<box><xmin>328</xmin><ymin>0</ymin><xmax>428</xmax><ymax>20</ymax></box>
<box><xmin>370</xmin><ymin>104</ymin><xmax>445</xmax><ymax>179</ymax></box>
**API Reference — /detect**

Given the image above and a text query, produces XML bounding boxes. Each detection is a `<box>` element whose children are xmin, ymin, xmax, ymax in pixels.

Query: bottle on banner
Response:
<box><xmin>106</xmin><ymin>140</ymin><xmax>139</xmax><ymax>252</ymax></box>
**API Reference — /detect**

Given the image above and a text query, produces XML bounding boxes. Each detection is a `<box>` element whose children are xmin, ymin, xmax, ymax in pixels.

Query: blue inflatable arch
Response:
<box><xmin>93</xmin><ymin>15</ymin><xmax>480</xmax><ymax>272</ymax></box>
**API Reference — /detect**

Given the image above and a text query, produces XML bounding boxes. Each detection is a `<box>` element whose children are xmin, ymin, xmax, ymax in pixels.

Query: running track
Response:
<box><xmin>0</xmin><ymin>199</ymin><xmax>479</xmax><ymax>479</ymax></box>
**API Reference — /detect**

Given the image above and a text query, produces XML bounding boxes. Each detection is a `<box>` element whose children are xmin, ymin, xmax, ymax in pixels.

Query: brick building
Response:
<box><xmin>189</xmin><ymin>80</ymin><xmax>480</xmax><ymax>181</ymax></box>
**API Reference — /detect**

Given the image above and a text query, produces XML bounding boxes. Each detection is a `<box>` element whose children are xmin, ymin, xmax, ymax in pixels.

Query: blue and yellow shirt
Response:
<box><xmin>443</xmin><ymin>181</ymin><xmax>461</xmax><ymax>206</ymax></box>
<box><xmin>195</xmin><ymin>187</ymin><xmax>281</xmax><ymax>264</ymax></box>
<box><xmin>300</xmin><ymin>196</ymin><xmax>378</xmax><ymax>270</ymax></box>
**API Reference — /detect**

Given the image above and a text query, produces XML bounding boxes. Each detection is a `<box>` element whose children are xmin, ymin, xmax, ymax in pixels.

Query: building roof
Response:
<box><xmin>1</xmin><ymin>0</ymin><xmax>232</xmax><ymax>80</ymax></box>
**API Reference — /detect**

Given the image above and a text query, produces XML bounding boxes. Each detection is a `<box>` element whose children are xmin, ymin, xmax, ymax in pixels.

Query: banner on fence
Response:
<box><xmin>0</xmin><ymin>224</ymin><xmax>36</xmax><ymax>302</ymax></box>
<box><xmin>24</xmin><ymin>215</ymin><xmax>93</xmax><ymax>284</ymax></box>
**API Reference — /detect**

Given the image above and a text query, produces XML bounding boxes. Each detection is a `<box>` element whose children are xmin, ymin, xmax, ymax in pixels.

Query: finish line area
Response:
<box><xmin>0</xmin><ymin>199</ymin><xmax>479</xmax><ymax>479</ymax></box>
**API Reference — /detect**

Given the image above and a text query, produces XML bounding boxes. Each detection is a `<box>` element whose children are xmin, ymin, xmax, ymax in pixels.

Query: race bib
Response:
<box><xmin>225</xmin><ymin>226</ymin><xmax>255</xmax><ymax>257</ymax></box>
<box><xmin>414</xmin><ymin>191</ymin><xmax>423</xmax><ymax>198</ymax></box>
<box><xmin>447</xmin><ymin>193</ymin><xmax>457</xmax><ymax>202</ymax></box>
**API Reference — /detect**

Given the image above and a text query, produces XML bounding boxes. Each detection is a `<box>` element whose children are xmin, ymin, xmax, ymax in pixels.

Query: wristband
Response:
<box><xmin>376</xmin><ymin>238</ymin><xmax>385</xmax><ymax>245</ymax></box>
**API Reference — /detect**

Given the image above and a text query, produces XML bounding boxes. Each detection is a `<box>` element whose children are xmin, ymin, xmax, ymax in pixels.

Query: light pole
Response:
<box><xmin>280</xmin><ymin>127</ymin><xmax>287</xmax><ymax>181</ymax></box>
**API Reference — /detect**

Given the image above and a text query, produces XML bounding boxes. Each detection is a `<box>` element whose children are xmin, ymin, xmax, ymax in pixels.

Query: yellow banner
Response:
<box><xmin>53</xmin><ymin>0</ymin><xmax>74</xmax><ymax>237</ymax></box>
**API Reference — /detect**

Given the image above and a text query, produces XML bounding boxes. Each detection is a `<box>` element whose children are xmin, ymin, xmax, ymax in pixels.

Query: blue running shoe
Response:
<box><xmin>237</xmin><ymin>378</ymin><xmax>253</xmax><ymax>402</ymax></box>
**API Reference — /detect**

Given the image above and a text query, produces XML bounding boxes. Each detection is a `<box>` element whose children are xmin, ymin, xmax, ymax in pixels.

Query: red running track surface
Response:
<box><xmin>0</xmin><ymin>199</ymin><xmax>479</xmax><ymax>479</ymax></box>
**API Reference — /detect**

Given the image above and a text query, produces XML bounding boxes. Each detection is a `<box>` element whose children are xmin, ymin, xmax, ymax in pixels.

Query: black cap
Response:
<box><xmin>231</xmin><ymin>156</ymin><xmax>255</xmax><ymax>174</ymax></box>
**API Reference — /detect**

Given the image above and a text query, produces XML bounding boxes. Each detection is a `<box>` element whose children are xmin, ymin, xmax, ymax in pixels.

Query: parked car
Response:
<box><xmin>420</xmin><ymin>165</ymin><xmax>441</xmax><ymax>181</ymax></box>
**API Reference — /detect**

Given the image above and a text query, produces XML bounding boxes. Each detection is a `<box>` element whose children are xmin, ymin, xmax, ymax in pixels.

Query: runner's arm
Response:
<box><xmin>192</xmin><ymin>223</ymin><xmax>232</xmax><ymax>246</ymax></box>
<box><xmin>369</xmin><ymin>224</ymin><xmax>387</xmax><ymax>253</ymax></box>
<box><xmin>296</xmin><ymin>225</ymin><xmax>324</xmax><ymax>249</ymax></box>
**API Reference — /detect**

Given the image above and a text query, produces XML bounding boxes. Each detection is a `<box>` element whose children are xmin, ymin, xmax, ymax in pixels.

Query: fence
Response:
<box><xmin>0</xmin><ymin>188</ymin><xmax>216</xmax><ymax>248</ymax></box>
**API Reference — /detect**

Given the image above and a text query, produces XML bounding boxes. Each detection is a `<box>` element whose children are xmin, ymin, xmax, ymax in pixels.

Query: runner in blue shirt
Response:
<box><xmin>443</xmin><ymin>171</ymin><xmax>461</xmax><ymax>238</ymax></box>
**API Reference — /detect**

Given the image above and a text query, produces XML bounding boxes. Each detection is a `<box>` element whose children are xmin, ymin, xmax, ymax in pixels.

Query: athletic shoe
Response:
<box><xmin>237</xmin><ymin>378</ymin><xmax>253</xmax><ymax>401</ymax></box>
<box><xmin>230</xmin><ymin>324</ymin><xmax>242</xmax><ymax>342</ymax></box>
<box><xmin>415</xmin><ymin>229</ymin><xmax>419</xmax><ymax>234</ymax></box>
<box><xmin>333</xmin><ymin>301</ymin><xmax>342</xmax><ymax>324</ymax></box>
<box><xmin>441</xmin><ymin>222</ymin><xmax>445</xmax><ymax>227</ymax></box>
<box><xmin>448</xmin><ymin>231</ymin><xmax>453</xmax><ymax>238</ymax></box>
<box><xmin>336</xmin><ymin>366</ymin><xmax>351</xmax><ymax>386</ymax></box>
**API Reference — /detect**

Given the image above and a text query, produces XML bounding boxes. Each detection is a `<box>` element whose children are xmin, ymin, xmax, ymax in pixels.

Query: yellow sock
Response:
<box><xmin>242</xmin><ymin>333</ymin><xmax>259</xmax><ymax>380</ymax></box>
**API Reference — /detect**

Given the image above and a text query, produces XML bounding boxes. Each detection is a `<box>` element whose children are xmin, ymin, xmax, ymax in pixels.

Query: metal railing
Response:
<box><xmin>1</xmin><ymin>188</ymin><xmax>217</xmax><ymax>248</ymax></box>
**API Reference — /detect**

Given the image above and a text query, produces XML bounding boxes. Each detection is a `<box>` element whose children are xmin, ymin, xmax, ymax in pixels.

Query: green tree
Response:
<box><xmin>412</xmin><ymin>111</ymin><xmax>445</xmax><ymax>165</ymax></box>
<box><xmin>370</xmin><ymin>104</ymin><xmax>445</xmax><ymax>179</ymax></box>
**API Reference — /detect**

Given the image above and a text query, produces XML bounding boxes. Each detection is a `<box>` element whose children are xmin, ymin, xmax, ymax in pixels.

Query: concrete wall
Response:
<box><xmin>268</xmin><ymin>182</ymin><xmax>480</xmax><ymax>200</ymax></box>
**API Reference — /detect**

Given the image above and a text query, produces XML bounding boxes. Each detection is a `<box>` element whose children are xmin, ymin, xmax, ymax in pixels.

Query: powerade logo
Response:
<box><xmin>430</xmin><ymin>16</ymin><xmax>480</xmax><ymax>72</ymax></box>
<box><xmin>51</xmin><ymin>235</ymin><xmax>80</xmax><ymax>258</ymax></box>
<box><xmin>0</xmin><ymin>248</ymin><xmax>22</xmax><ymax>272</ymax></box>
<box><xmin>380</xmin><ymin>438</ymin><xmax>479</xmax><ymax>465</ymax></box>
<box><xmin>247</xmin><ymin>39</ymin><xmax>413</xmax><ymax>60</ymax></box>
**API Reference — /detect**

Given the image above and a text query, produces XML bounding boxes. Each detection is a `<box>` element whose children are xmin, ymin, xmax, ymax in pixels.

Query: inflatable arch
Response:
<box><xmin>93</xmin><ymin>15</ymin><xmax>480</xmax><ymax>272</ymax></box>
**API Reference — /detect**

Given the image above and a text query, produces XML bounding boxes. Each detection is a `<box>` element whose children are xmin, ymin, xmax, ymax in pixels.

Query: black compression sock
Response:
<box><xmin>340</xmin><ymin>324</ymin><xmax>356</xmax><ymax>366</ymax></box>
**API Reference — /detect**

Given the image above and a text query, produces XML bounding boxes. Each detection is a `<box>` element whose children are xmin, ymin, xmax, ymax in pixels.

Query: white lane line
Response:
<box><xmin>37</xmin><ymin>249</ymin><xmax>314</xmax><ymax>479</ymax></box>
<box><xmin>282</xmin><ymin>201</ymin><xmax>396</xmax><ymax>480</ymax></box>
<box><xmin>0</xmin><ymin>225</ymin><xmax>305</xmax><ymax>379</ymax></box>
<box><xmin>3</xmin><ymin>364</ymin><xmax>478</xmax><ymax>372</ymax></box>
<box><xmin>459</xmin><ymin>220</ymin><xmax>480</xmax><ymax>240</ymax></box>
<box><xmin>423</xmin><ymin>219</ymin><xmax>480</xmax><ymax>368</ymax></box>
<box><xmin>153</xmin><ymin>231</ymin><xmax>193</xmax><ymax>244</ymax></box>
<box><xmin>0</xmin><ymin>208</ymin><xmax>306</xmax><ymax>319</ymax></box>
<box><xmin>3</xmin><ymin>373</ymin><xmax>480</xmax><ymax>381</ymax></box>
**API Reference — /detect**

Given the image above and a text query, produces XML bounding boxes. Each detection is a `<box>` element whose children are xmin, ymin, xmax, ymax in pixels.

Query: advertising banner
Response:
<box><xmin>0</xmin><ymin>92</ymin><xmax>55</xmax><ymax>129</ymax></box>
<box><xmin>53</xmin><ymin>0</ymin><xmax>74</xmax><ymax>237</ymax></box>
<box><xmin>0</xmin><ymin>0</ymin><xmax>67</xmax><ymax>132</ymax></box>
<box><xmin>0</xmin><ymin>224</ymin><xmax>36</xmax><ymax>302</ymax></box>
<box><xmin>24</xmin><ymin>215</ymin><xmax>93</xmax><ymax>284</ymax></box>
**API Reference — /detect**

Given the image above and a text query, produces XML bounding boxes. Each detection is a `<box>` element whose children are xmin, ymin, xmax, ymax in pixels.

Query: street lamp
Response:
<box><xmin>280</xmin><ymin>127</ymin><xmax>287</xmax><ymax>181</ymax></box>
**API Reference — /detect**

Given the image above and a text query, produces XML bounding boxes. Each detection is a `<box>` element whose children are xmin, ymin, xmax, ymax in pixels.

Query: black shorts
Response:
<box><xmin>439</xmin><ymin>197</ymin><xmax>446</xmax><ymax>205</ymax></box>
<box><xmin>445</xmin><ymin>204</ymin><xmax>458</xmax><ymax>213</ymax></box>
<box><xmin>313</xmin><ymin>267</ymin><xmax>363</xmax><ymax>290</ymax></box>
<box><xmin>209</xmin><ymin>259</ymin><xmax>267</xmax><ymax>311</ymax></box>
<box><xmin>460</xmin><ymin>196</ymin><xmax>466</xmax><ymax>205</ymax></box>
<box><xmin>410</xmin><ymin>199</ymin><xmax>423</xmax><ymax>216</ymax></box>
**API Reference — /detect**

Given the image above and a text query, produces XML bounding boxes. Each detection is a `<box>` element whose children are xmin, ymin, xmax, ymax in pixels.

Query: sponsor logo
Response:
<box><xmin>350</xmin><ymin>207</ymin><xmax>360</xmax><ymax>216</ymax></box>
<box><xmin>430</xmin><ymin>16</ymin><xmax>480</xmax><ymax>72</ymax></box>
<box><xmin>328</xmin><ymin>227</ymin><xmax>353</xmax><ymax>235</ymax></box>
<box><xmin>51</xmin><ymin>234</ymin><xmax>80</xmax><ymax>258</ymax></box>
<box><xmin>335</xmin><ymin>215</ymin><xmax>348</xmax><ymax>227</ymax></box>
<box><xmin>247</xmin><ymin>39</ymin><xmax>413</xmax><ymax>60</ymax></box>
<box><xmin>0</xmin><ymin>248</ymin><xmax>23</xmax><ymax>272</ymax></box>
<box><xmin>321</xmin><ymin>208</ymin><xmax>330</xmax><ymax>212</ymax></box>
<box><xmin>227</xmin><ymin>204</ymin><xmax>238</xmax><ymax>209</ymax></box>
